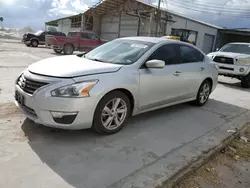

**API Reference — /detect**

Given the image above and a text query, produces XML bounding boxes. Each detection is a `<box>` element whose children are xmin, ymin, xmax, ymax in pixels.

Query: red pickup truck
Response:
<box><xmin>45</xmin><ymin>31</ymin><xmax>107</xmax><ymax>55</ymax></box>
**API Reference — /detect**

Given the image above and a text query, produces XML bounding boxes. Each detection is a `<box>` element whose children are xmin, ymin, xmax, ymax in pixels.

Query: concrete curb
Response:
<box><xmin>108</xmin><ymin>110</ymin><xmax>250</xmax><ymax>188</ymax></box>
<box><xmin>164</xmin><ymin>119</ymin><xmax>250</xmax><ymax>188</ymax></box>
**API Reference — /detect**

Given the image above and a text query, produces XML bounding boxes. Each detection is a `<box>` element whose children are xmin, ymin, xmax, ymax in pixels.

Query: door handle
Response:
<box><xmin>201</xmin><ymin>67</ymin><xmax>205</xmax><ymax>71</ymax></box>
<box><xmin>173</xmin><ymin>71</ymin><xmax>181</xmax><ymax>76</ymax></box>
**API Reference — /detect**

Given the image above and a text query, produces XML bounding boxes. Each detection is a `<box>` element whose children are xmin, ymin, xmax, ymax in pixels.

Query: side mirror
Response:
<box><xmin>216</xmin><ymin>48</ymin><xmax>220</xmax><ymax>51</ymax></box>
<box><xmin>145</xmin><ymin>59</ymin><xmax>165</xmax><ymax>69</ymax></box>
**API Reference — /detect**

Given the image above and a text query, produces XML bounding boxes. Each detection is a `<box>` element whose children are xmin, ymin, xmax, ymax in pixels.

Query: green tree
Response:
<box><xmin>0</xmin><ymin>17</ymin><xmax>3</xmax><ymax>28</ymax></box>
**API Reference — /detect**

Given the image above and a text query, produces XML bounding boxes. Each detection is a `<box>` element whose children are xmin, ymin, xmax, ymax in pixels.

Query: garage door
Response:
<box><xmin>202</xmin><ymin>34</ymin><xmax>215</xmax><ymax>54</ymax></box>
<box><xmin>119</xmin><ymin>14</ymin><xmax>138</xmax><ymax>37</ymax></box>
<box><xmin>100</xmin><ymin>14</ymin><xmax>119</xmax><ymax>40</ymax></box>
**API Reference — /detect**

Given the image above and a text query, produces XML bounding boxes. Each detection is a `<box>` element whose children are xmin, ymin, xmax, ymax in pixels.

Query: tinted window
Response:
<box><xmin>148</xmin><ymin>44</ymin><xmax>179</xmax><ymax>65</ymax></box>
<box><xmin>81</xmin><ymin>33</ymin><xmax>89</xmax><ymax>39</ymax></box>
<box><xmin>179</xmin><ymin>45</ymin><xmax>204</xmax><ymax>63</ymax></box>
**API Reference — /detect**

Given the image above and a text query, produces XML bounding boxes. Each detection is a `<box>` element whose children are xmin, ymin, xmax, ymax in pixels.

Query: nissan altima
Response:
<box><xmin>15</xmin><ymin>37</ymin><xmax>218</xmax><ymax>134</ymax></box>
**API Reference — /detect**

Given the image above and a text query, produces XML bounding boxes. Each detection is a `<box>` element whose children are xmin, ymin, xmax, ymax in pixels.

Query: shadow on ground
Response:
<box><xmin>218</xmin><ymin>80</ymin><xmax>250</xmax><ymax>92</ymax></box>
<box><xmin>21</xmin><ymin>96</ymin><xmax>248</xmax><ymax>188</ymax></box>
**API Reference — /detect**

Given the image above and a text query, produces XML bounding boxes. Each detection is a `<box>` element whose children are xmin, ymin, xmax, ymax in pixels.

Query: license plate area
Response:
<box><xmin>15</xmin><ymin>90</ymin><xmax>25</xmax><ymax>106</ymax></box>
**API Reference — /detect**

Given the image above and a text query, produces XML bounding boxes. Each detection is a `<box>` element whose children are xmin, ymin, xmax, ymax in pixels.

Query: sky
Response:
<box><xmin>0</xmin><ymin>0</ymin><xmax>250</xmax><ymax>30</ymax></box>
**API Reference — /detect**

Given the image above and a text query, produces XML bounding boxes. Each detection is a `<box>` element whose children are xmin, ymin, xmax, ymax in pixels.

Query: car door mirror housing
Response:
<box><xmin>145</xmin><ymin>59</ymin><xmax>165</xmax><ymax>68</ymax></box>
<box><xmin>216</xmin><ymin>48</ymin><xmax>220</xmax><ymax>51</ymax></box>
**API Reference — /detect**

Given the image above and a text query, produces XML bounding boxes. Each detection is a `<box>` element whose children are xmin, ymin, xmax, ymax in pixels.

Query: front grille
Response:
<box><xmin>17</xmin><ymin>74</ymin><xmax>48</xmax><ymax>95</ymax></box>
<box><xmin>213</xmin><ymin>56</ymin><xmax>234</xmax><ymax>64</ymax></box>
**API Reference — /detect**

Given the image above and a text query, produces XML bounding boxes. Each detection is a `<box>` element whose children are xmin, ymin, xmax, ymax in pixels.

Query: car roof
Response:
<box><xmin>118</xmin><ymin>36</ymin><xmax>186</xmax><ymax>44</ymax></box>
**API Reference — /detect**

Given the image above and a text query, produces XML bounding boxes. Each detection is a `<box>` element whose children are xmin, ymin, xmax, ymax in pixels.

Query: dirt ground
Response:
<box><xmin>174</xmin><ymin>126</ymin><xmax>250</xmax><ymax>188</ymax></box>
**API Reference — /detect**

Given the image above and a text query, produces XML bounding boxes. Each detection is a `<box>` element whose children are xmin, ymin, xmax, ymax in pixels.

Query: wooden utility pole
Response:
<box><xmin>155</xmin><ymin>0</ymin><xmax>161</xmax><ymax>36</ymax></box>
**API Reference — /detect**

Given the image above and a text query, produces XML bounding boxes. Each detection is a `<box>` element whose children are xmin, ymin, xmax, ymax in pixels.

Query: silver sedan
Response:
<box><xmin>15</xmin><ymin>37</ymin><xmax>218</xmax><ymax>134</ymax></box>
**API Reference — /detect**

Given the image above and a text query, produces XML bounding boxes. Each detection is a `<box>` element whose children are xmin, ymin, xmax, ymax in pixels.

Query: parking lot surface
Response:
<box><xmin>0</xmin><ymin>39</ymin><xmax>250</xmax><ymax>188</ymax></box>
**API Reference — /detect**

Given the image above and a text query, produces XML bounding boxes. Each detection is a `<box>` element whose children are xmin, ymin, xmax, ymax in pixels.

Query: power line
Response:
<box><xmin>164</xmin><ymin>0</ymin><xmax>250</xmax><ymax>18</ymax></box>
<box><xmin>167</xmin><ymin>0</ymin><xmax>250</xmax><ymax>14</ymax></box>
<box><xmin>168</xmin><ymin>0</ymin><xmax>250</xmax><ymax>11</ymax></box>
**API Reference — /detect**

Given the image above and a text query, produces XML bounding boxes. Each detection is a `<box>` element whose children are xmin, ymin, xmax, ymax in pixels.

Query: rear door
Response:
<box><xmin>177</xmin><ymin>44</ymin><xmax>206</xmax><ymax>97</ymax></box>
<box><xmin>79</xmin><ymin>33</ymin><xmax>92</xmax><ymax>52</ymax></box>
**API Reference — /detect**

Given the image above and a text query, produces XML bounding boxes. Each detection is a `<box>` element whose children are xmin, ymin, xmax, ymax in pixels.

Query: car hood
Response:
<box><xmin>28</xmin><ymin>55</ymin><xmax>123</xmax><ymax>78</ymax></box>
<box><xmin>208</xmin><ymin>52</ymin><xmax>250</xmax><ymax>59</ymax></box>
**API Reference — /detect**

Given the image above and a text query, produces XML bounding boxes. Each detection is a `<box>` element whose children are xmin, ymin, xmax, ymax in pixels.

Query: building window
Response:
<box><xmin>71</xmin><ymin>16</ymin><xmax>82</xmax><ymax>28</ymax></box>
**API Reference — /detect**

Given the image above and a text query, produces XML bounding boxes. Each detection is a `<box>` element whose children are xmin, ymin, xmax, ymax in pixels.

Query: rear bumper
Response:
<box><xmin>51</xmin><ymin>45</ymin><xmax>63</xmax><ymax>50</ymax></box>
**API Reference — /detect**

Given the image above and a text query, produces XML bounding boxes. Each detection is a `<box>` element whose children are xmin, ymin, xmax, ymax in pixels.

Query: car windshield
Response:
<box><xmin>84</xmin><ymin>39</ymin><xmax>154</xmax><ymax>65</ymax></box>
<box><xmin>34</xmin><ymin>30</ymin><xmax>43</xmax><ymax>35</ymax></box>
<box><xmin>220</xmin><ymin>44</ymin><xmax>250</xmax><ymax>54</ymax></box>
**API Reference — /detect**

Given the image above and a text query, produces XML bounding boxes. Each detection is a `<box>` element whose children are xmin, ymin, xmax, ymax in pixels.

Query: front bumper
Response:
<box><xmin>216</xmin><ymin>63</ymin><xmax>250</xmax><ymax>76</ymax></box>
<box><xmin>14</xmin><ymin>75</ymin><xmax>98</xmax><ymax>130</ymax></box>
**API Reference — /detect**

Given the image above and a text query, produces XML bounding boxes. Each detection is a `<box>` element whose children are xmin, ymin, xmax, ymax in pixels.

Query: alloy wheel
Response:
<box><xmin>199</xmin><ymin>83</ymin><xmax>210</xmax><ymax>104</ymax></box>
<box><xmin>101</xmin><ymin>98</ymin><xmax>127</xmax><ymax>130</ymax></box>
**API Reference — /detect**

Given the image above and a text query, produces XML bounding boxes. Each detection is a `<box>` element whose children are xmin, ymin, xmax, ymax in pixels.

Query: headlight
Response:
<box><xmin>51</xmin><ymin>80</ymin><xmax>98</xmax><ymax>97</ymax></box>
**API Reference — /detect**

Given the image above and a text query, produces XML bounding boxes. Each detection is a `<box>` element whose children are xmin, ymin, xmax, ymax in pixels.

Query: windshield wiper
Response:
<box><xmin>87</xmin><ymin>58</ymin><xmax>105</xmax><ymax>62</ymax></box>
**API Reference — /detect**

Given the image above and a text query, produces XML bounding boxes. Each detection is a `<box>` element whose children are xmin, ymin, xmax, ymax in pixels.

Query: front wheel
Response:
<box><xmin>194</xmin><ymin>80</ymin><xmax>212</xmax><ymax>106</ymax></box>
<box><xmin>241</xmin><ymin>74</ymin><xmax>250</xmax><ymax>88</ymax></box>
<box><xmin>92</xmin><ymin>91</ymin><xmax>131</xmax><ymax>134</ymax></box>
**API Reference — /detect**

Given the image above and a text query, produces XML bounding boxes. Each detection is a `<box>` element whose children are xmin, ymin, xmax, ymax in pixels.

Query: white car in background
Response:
<box><xmin>207</xmin><ymin>42</ymin><xmax>250</xmax><ymax>88</ymax></box>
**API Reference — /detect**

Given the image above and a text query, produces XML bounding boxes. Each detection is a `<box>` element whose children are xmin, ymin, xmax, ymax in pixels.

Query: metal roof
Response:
<box><xmin>219</xmin><ymin>29</ymin><xmax>250</xmax><ymax>36</ymax></box>
<box><xmin>46</xmin><ymin>0</ymin><xmax>221</xmax><ymax>29</ymax></box>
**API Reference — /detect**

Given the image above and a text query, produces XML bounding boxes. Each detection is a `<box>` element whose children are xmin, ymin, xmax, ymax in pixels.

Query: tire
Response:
<box><xmin>31</xmin><ymin>39</ymin><xmax>38</xmax><ymax>47</ymax></box>
<box><xmin>92</xmin><ymin>91</ymin><xmax>131</xmax><ymax>134</ymax></box>
<box><xmin>53</xmin><ymin>49</ymin><xmax>63</xmax><ymax>54</ymax></box>
<box><xmin>63</xmin><ymin>44</ymin><xmax>74</xmax><ymax>55</ymax></box>
<box><xmin>241</xmin><ymin>74</ymin><xmax>250</xmax><ymax>88</ymax></box>
<box><xmin>194</xmin><ymin>79</ymin><xmax>212</xmax><ymax>106</ymax></box>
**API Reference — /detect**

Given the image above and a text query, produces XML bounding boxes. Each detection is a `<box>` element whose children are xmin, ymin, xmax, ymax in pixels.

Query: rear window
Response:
<box><xmin>68</xmin><ymin>32</ymin><xmax>78</xmax><ymax>37</ymax></box>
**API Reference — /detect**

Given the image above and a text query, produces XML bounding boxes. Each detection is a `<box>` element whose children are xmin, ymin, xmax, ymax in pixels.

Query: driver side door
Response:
<box><xmin>138</xmin><ymin>44</ymin><xmax>186</xmax><ymax>111</ymax></box>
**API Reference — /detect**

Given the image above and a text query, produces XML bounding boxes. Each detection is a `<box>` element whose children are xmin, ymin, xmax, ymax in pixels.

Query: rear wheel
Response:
<box><xmin>92</xmin><ymin>91</ymin><xmax>131</xmax><ymax>134</ymax></box>
<box><xmin>31</xmin><ymin>39</ymin><xmax>38</xmax><ymax>47</ymax></box>
<box><xmin>194</xmin><ymin>80</ymin><xmax>212</xmax><ymax>106</ymax></box>
<box><xmin>53</xmin><ymin>49</ymin><xmax>63</xmax><ymax>54</ymax></box>
<box><xmin>241</xmin><ymin>74</ymin><xmax>250</xmax><ymax>88</ymax></box>
<box><xmin>63</xmin><ymin>44</ymin><xmax>74</xmax><ymax>55</ymax></box>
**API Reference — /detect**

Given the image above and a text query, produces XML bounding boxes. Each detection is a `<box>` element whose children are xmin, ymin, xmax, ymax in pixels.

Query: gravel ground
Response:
<box><xmin>174</xmin><ymin>126</ymin><xmax>250</xmax><ymax>188</ymax></box>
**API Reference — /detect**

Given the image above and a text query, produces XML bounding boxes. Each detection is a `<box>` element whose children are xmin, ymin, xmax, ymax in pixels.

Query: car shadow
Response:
<box><xmin>218</xmin><ymin>80</ymin><xmax>250</xmax><ymax>92</ymax></box>
<box><xmin>20</xmin><ymin>99</ymin><xmax>249</xmax><ymax>188</ymax></box>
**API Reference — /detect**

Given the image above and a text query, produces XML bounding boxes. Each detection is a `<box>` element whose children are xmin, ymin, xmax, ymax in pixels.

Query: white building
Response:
<box><xmin>46</xmin><ymin>0</ymin><xmax>222</xmax><ymax>54</ymax></box>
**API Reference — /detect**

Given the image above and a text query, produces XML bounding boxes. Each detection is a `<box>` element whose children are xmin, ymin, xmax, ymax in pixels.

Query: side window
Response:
<box><xmin>148</xmin><ymin>44</ymin><xmax>179</xmax><ymax>65</ymax></box>
<box><xmin>81</xmin><ymin>33</ymin><xmax>89</xmax><ymax>39</ymax></box>
<box><xmin>68</xmin><ymin>32</ymin><xmax>77</xmax><ymax>37</ymax></box>
<box><xmin>179</xmin><ymin>45</ymin><xmax>204</xmax><ymax>63</ymax></box>
<box><xmin>88</xmin><ymin>34</ymin><xmax>99</xmax><ymax>40</ymax></box>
